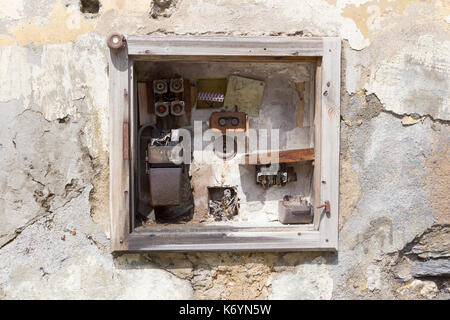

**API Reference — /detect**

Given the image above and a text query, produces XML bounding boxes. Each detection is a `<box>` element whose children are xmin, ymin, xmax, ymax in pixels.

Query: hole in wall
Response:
<box><xmin>150</xmin><ymin>0</ymin><xmax>179</xmax><ymax>19</ymax></box>
<box><xmin>208</xmin><ymin>187</ymin><xmax>239</xmax><ymax>221</ymax></box>
<box><xmin>80</xmin><ymin>0</ymin><xmax>100</xmax><ymax>14</ymax></box>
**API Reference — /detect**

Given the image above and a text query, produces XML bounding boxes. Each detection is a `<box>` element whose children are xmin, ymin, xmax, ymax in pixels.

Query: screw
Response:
<box><xmin>323</xmin><ymin>91</ymin><xmax>328</xmax><ymax>96</ymax></box>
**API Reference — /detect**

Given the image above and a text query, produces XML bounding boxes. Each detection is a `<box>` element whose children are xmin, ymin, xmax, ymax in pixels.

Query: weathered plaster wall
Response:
<box><xmin>0</xmin><ymin>0</ymin><xmax>448</xmax><ymax>299</ymax></box>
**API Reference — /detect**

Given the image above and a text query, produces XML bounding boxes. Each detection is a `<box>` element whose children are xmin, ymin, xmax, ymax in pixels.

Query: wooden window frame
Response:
<box><xmin>108</xmin><ymin>35</ymin><xmax>341</xmax><ymax>252</ymax></box>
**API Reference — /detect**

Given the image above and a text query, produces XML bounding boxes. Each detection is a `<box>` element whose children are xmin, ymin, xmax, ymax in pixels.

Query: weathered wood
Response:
<box><xmin>309</xmin><ymin>67</ymin><xmax>315</xmax><ymax>148</ymax></box>
<box><xmin>244</xmin><ymin>148</ymin><xmax>314</xmax><ymax>164</ymax></box>
<box><xmin>134</xmin><ymin>224</ymin><xmax>313</xmax><ymax>233</ymax></box>
<box><xmin>126</xmin><ymin>35</ymin><xmax>324</xmax><ymax>57</ymax></box>
<box><xmin>108</xmin><ymin>48</ymin><xmax>130</xmax><ymax>252</ymax></box>
<box><xmin>190</xmin><ymin>84</ymin><xmax>197</xmax><ymax>110</ymax></box>
<box><xmin>123</xmin><ymin>123</ymin><xmax>129</xmax><ymax>160</ymax></box>
<box><xmin>295</xmin><ymin>82</ymin><xmax>305</xmax><ymax>127</ymax></box>
<box><xmin>313</xmin><ymin>59</ymin><xmax>322</xmax><ymax>230</ymax></box>
<box><xmin>137</xmin><ymin>82</ymin><xmax>152</xmax><ymax>125</ymax></box>
<box><xmin>123</xmin><ymin>230</ymin><xmax>323</xmax><ymax>252</ymax></box>
<box><xmin>130</xmin><ymin>61</ymin><xmax>138</xmax><ymax>232</ymax></box>
<box><xmin>318</xmin><ymin>38</ymin><xmax>341</xmax><ymax>250</ymax></box>
<box><xmin>108</xmin><ymin>36</ymin><xmax>340</xmax><ymax>253</ymax></box>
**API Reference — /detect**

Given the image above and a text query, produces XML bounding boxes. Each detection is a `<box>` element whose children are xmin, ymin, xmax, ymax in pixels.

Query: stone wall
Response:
<box><xmin>0</xmin><ymin>0</ymin><xmax>448</xmax><ymax>299</ymax></box>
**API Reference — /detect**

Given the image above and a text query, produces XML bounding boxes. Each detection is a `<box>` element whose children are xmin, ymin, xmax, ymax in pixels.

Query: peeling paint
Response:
<box><xmin>341</xmin><ymin>0</ymin><xmax>424</xmax><ymax>39</ymax></box>
<box><xmin>366</xmin><ymin>35</ymin><xmax>450</xmax><ymax>120</ymax></box>
<box><xmin>7</xmin><ymin>1</ymin><xmax>94</xmax><ymax>46</ymax></box>
<box><xmin>401</xmin><ymin>115</ymin><xmax>422</xmax><ymax>126</ymax></box>
<box><xmin>0</xmin><ymin>44</ymin><xmax>31</xmax><ymax>103</ymax></box>
<box><xmin>339</xmin><ymin>154</ymin><xmax>362</xmax><ymax>230</ymax></box>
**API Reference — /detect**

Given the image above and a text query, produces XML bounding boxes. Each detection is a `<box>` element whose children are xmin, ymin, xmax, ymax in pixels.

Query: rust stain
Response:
<box><xmin>7</xmin><ymin>1</ymin><xmax>94</xmax><ymax>46</ymax></box>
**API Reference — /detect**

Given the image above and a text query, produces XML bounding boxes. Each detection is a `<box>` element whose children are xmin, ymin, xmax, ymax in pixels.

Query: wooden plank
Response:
<box><xmin>108</xmin><ymin>48</ymin><xmax>130</xmax><ymax>252</ymax></box>
<box><xmin>131</xmin><ymin>55</ymin><xmax>319</xmax><ymax>63</ymax></box>
<box><xmin>191</xmin><ymin>84</ymin><xmax>197</xmax><ymax>110</ymax></box>
<box><xmin>243</xmin><ymin>148</ymin><xmax>314</xmax><ymax>164</ymax></box>
<box><xmin>126</xmin><ymin>35</ymin><xmax>324</xmax><ymax>57</ymax></box>
<box><xmin>124</xmin><ymin>230</ymin><xmax>323</xmax><ymax>252</ymax></box>
<box><xmin>108</xmin><ymin>36</ymin><xmax>340</xmax><ymax>253</ymax></box>
<box><xmin>318</xmin><ymin>38</ymin><xmax>341</xmax><ymax>250</ymax></box>
<box><xmin>309</xmin><ymin>65</ymin><xmax>316</xmax><ymax>147</ymax></box>
<box><xmin>137</xmin><ymin>82</ymin><xmax>152</xmax><ymax>125</ymax></box>
<box><xmin>123</xmin><ymin>123</ymin><xmax>129</xmax><ymax>160</ymax></box>
<box><xmin>313</xmin><ymin>59</ymin><xmax>322</xmax><ymax>230</ymax></box>
<box><xmin>146</xmin><ymin>80</ymin><xmax>154</xmax><ymax>114</ymax></box>
<box><xmin>130</xmin><ymin>61</ymin><xmax>138</xmax><ymax>232</ymax></box>
<box><xmin>134</xmin><ymin>224</ymin><xmax>313</xmax><ymax>233</ymax></box>
<box><xmin>295</xmin><ymin>82</ymin><xmax>305</xmax><ymax>127</ymax></box>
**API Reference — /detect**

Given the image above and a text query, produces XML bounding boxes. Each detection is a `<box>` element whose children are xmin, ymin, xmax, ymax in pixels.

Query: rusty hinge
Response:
<box><xmin>317</xmin><ymin>200</ymin><xmax>330</xmax><ymax>214</ymax></box>
<box><xmin>123</xmin><ymin>122</ymin><xmax>129</xmax><ymax>160</ymax></box>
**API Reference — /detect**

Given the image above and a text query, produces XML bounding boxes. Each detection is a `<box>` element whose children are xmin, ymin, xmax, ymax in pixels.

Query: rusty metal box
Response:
<box><xmin>147</xmin><ymin>146</ymin><xmax>178</xmax><ymax>164</ymax></box>
<box><xmin>149</xmin><ymin>167</ymin><xmax>182</xmax><ymax>206</ymax></box>
<box><xmin>278</xmin><ymin>199</ymin><xmax>313</xmax><ymax>224</ymax></box>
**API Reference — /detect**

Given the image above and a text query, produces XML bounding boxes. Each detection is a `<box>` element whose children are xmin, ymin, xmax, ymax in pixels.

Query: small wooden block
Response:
<box><xmin>138</xmin><ymin>82</ymin><xmax>152</xmax><ymax>125</ymax></box>
<box><xmin>295</xmin><ymin>82</ymin><xmax>305</xmax><ymax>127</ymax></box>
<box><xmin>244</xmin><ymin>148</ymin><xmax>314</xmax><ymax>164</ymax></box>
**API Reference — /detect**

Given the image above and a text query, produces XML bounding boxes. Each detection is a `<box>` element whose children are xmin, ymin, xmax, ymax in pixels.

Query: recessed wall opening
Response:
<box><xmin>80</xmin><ymin>0</ymin><xmax>100</xmax><ymax>14</ymax></box>
<box><xmin>108</xmin><ymin>35</ymin><xmax>341</xmax><ymax>251</ymax></box>
<box><xmin>208</xmin><ymin>186</ymin><xmax>239</xmax><ymax>221</ymax></box>
<box><xmin>132</xmin><ymin>59</ymin><xmax>317</xmax><ymax>230</ymax></box>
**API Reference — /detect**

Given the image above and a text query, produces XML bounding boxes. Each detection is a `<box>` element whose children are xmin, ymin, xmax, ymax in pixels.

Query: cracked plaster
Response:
<box><xmin>0</xmin><ymin>0</ymin><xmax>448</xmax><ymax>300</ymax></box>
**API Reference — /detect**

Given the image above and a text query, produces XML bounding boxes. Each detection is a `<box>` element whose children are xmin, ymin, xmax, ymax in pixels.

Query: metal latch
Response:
<box><xmin>317</xmin><ymin>200</ymin><xmax>330</xmax><ymax>214</ymax></box>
